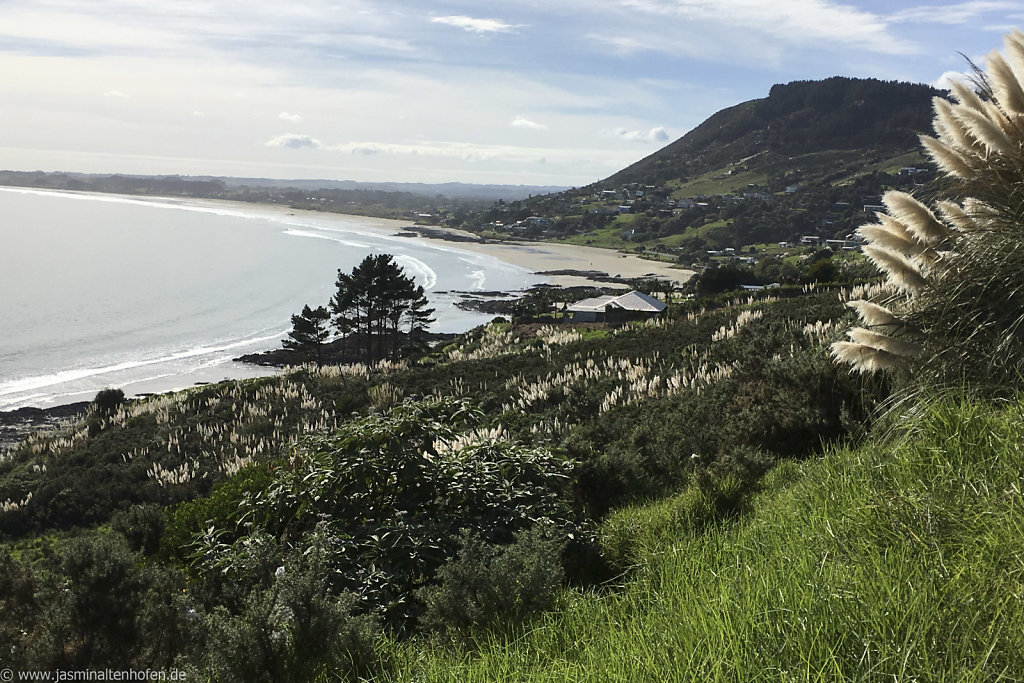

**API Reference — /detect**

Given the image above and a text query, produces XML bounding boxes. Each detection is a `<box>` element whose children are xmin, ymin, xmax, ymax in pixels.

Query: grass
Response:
<box><xmin>390</xmin><ymin>395</ymin><xmax>1024</xmax><ymax>681</ymax></box>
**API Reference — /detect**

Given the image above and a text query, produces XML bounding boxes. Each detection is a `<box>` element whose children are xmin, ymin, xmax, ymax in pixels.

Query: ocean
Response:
<box><xmin>0</xmin><ymin>187</ymin><xmax>539</xmax><ymax>410</ymax></box>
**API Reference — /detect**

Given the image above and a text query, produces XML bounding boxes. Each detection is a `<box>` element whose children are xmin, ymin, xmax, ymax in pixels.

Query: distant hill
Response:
<box><xmin>606</xmin><ymin>77</ymin><xmax>940</xmax><ymax>189</ymax></box>
<box><xmin>465</xmin><ymin>77</ymin><xmax>944</xmax><ymax>256</ymax></box>
<box><xmin>0</xmin><ymin>170</ymin><xmax>565</xmax><ymax>204</ymax></box>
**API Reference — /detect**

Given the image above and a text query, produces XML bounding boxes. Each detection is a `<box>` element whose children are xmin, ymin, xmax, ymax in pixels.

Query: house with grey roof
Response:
<box><xmin>564</xmin><ymin>290</ymin><xmax>667</xmax><ymax>323</ymax></box>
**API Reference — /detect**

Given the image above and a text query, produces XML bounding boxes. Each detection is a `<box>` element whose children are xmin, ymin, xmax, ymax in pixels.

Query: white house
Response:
<box><xmin>565</xmin><ymin>290</ymin><xmax>668</xmax><ymax>323</ymax></box>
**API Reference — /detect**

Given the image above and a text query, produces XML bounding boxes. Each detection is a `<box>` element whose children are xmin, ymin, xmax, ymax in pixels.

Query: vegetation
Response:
<box><xmin>836</xmin><ymin>32</ymin><xmax>1024</xmax><ymax>392</ymax></box>
<box><xmin>461</xmin><ymin>77</ymin><xmax>941</xmax><ymax>260</ymax></box>
<box><xmin>329</xmin><ymin>253</ymin><xmax>435</xmax><ymax>364</ymax></box>
<box><xmin>2</xmin><ymin>36</ymin><xmax>1023</xmax><ymax>681</ymax></box>
<box><xmin>389</xmin><ymin>395</ymin><xmax>1024</xmax><ymax>680</ymax></box>
<box><xmin>282</xmin><ymin>304</ymin><xmax>331</xmax><ymax>365</ymax></box>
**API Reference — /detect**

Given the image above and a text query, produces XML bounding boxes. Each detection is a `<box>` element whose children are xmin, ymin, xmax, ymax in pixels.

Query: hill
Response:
<box><xmin>463</xmin><ymin>77</ymin><xmax>943</xmax><ymax>261</ymax></box>
<box><xmin>608</xmin><ymin>77</ymin><xmax>939</xmax><ymax>188</ymax></box>
<box><xmin>396</xmin><ymin>394</ymin><xmax>1024</xmax><ymax>680</ymax></box>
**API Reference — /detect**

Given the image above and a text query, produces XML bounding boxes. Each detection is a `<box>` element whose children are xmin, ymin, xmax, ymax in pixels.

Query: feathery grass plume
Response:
<box><xmin>984</xmin><ymin>100</ymin><xmax>1023</xmax><ymax>139</ymax></box>
<box><xmin>1004</xmin><ymin>30</ymin><xmax>1024</xmax><ymax>78</ymax></box>
<box><xmin>953</xmin><ymin>105</ymin><xmax>1016</xmax><ymax>156</ymax></box>
<box><xmin>846</xmin><ymin>300</ymin><xmax>905</xmax><ymax>331</ymax></box>
<box><xmin>933</xmin><ymin>97</ymin><xmax>978</xmax><ymax>152</ymax></box>
<box><xmin>882</xmin><ymin>191</ymin><xmax>951</xmax><ymax>246</ymax></box>
<box><xmin>950</xmin><ymin>79</ymin><xmax>987</xmax><ymax>112</ymax></box>
<box><xmin>831</xmin><ymin>341</ymin><xmax>904</xmax><ymax>373</ymax></box>
<box><xmin>861</xmin><ymin>244</ymin><xmax>928</xmax><ymax>294</ymax></box>
<box><xmin>935</xmin><ymin>200</ymin><xmax>980</xmax><ymax>232</ymax></box>
<box><xmin>919</xmin><ymin>134</ymin><xmax>976</xmax><ymax>179</ymax></box>
<box><xmin>962</xmin><ymin>198</ymin><xmax>1003</xmax><ymax>229</ymax></box>
<box><xmin>846</xmin><ymin>328</ymin><xmax>923</xmax><ymax>358</ymax></box>
<box><xmin>857</xmin><ymin>223</ymin><xmax>922</xmax><ymax>258</ymax></box>
<box><xmin>837</xmin><ymin>30</ymin><xmax>1024</xmax><ymax>387</ymax></box>
<box><xmin>986</xmin><ymin>52</ymin><xmax>1024</xmax><ymax>116</ymax></box>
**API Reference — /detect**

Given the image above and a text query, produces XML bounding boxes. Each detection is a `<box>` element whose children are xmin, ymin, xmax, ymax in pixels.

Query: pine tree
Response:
<box><xmin>283</xmin><ymin>305</ymin><xmax>331</xmax><ymax>365</ymax></box>
<box><xmin>330</xmin><ymin>254</ymin><xmax>434</xmax><ymax>364</ymax></box>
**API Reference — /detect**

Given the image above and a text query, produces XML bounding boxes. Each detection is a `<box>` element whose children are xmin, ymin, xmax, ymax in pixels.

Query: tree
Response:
<box><xmin>330</xmin><ymin>254</ymin><xmax>435</xmax><ymax>364</ymax></box>
<box><xmin>282</xmin><ymin>305</ymin><xmax>331</xmax><ymax>365</ymax></box>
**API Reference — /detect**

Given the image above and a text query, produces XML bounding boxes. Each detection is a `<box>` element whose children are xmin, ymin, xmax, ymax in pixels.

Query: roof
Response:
<box><xmin>566</xmin><ymin>290</ymin><xmax>667</xmax><ymax>314</ymax></box>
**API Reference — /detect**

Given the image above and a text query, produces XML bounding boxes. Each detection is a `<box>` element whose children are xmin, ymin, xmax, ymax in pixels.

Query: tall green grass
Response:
<box><xmin>391</xmin><ymin>396</ymin><xmax>1024</xmax><ymax>680</ymax></box>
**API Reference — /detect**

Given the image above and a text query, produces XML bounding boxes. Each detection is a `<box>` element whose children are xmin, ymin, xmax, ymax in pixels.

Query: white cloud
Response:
<box><xmin>279</xmin><ymin>111</ymin><xmax>302</xmax><ymax>122</ymax></box>
<box><xmin>603</xmin><ymin>126</ymin><xmax>670</xmax><ymax>143</ymax></box>
<box><xmin>889</xmin><ymin>1</ymin><xmax>1018</xmax><ymax>25</ymax></box>
<box><xmin>430</xmin><ymin>15</ymin><xmax>521</xmax><ymax>34</ymax></box>
<box><xmin>511</xmin><ymin>115</ymin><xmax>547</xmax><ymax>130</ymax></box>
<box><xmin>332</xmin><ymin>139</ymin><xmax>629</xmax><ymax>167</ymax></box>
<box><xmin>104</xmin><ymin>89</ymin><xmax>130</xmax><ymax>99</ymax></box>
<box><xmin>932</xmin><ymin>70</ymin><xmax>973</xmax><ymax>90</ymax></box>
<box><xmin>606</xmin><ymin>0</ymin><xmax>916</xmax><ymax>56</ymax></box>
<box><xmin>265</xmin><ymin>133</ymin><xmax>322</xmax><ymax>149</ymax></box>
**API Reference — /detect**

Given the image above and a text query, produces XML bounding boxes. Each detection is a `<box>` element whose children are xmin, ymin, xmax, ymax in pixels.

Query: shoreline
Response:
<box><xmin>0</xmin><ymin>189</ymin><xmax>693</xmax><ymax>418</ymax></box>
<box><xmin>0</xmin><ymin>186</ymin><xmax>694</xmax><ymax>289</ymax></box>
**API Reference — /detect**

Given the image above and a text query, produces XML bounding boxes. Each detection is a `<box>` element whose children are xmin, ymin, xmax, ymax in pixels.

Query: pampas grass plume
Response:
<box><xmin>857</xmin><ymin>223</ymin><xmax>922</xmax><ymax>258</ymax></box>
<box><xmin>950</xmin><ymin>79</ymin><xmax>987</xmax><ymax>112</ymax></box>
<box><xmin>847</xmin><ymin>300</ymin><xmax>903</xmax><ymax>330</ymax></box>
<box><xmin>920</xmin><ymin>134</ymin><xmax>976</xmax><ymax>179</ymax></box>
<box><xmin>986</xmin><ymin>50</ymin><xmax>1024</xmax><ymax>117</ymax></box>
<box><xmin>953</xmin><ymin>105</ymin><xmax>1016</xmax><ymax>156</ymax></box>
<box><xmin>831</xmin><ymin>341</ymin><xmax>903</xmax><ymax>373</ymax></box>
<box><xmin>847</xmin><ymin>327</ymin><xmax>923</xmax><ymax>357</ymax></box>
<box><xmin>882</xmin><ymin>191</ymin><xmax>950</xmax><ymax>245</ymax></box>
<box><xmin>933</xmin><ymin>97</ymin><xmax>978</xmax><ymax>152</ymax></box>
<box><xmin>862</xmin><ymin>244</ymin><xmax>928</xmax><ymax>293</ymax></box>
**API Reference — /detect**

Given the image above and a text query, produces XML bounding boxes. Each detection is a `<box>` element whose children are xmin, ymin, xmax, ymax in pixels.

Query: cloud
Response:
<box><xmin>604</xmin><ymin>126</ymin><xmax>670</xmax><ymax>143</ymax></box>
<box><xmin>279</xmin><ymin>111</ymin><xmax>302</xmax><ymax>122</ymax></box>
<box><xmin>430</xmin><ymin>15</ymin><xmax>521</xmax><ymax>34</ymax></box>
<box><xmin>511</xmin><ymin>115</ymin><xmax>547</xmax><ymax>130</ymax></box>
<box><xmin>331</xmin><ymin>139</ymin><xmax>625</xmax><ymax>166</ymax></box>
<box><xmin>264</xmin><ymin>133</ymin><xmax>322</xmax><ymax>149</ymax></box>
<box><xmin>889</xmin><ymin>1</ymin><xmax>1018</xmax><ymax>25</ymax></box>
<box><xmin>606</xmin><ymin>0</ymin><xmax>916</xmax><ymax>56</ymax></box>
<box><xmin>932</xmin><ymin>70</ymin><xmax>973</xmax><ymax>90</ymax></box>
<box><xmin>104</xmin><ymin>89</ymin><xmax>130</xmax><ymax>98</ymax></box>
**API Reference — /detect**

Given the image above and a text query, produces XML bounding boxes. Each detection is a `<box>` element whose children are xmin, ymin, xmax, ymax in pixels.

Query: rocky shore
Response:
<box><xmin>0</xmin><ymin>401</ymin><xmax>90</xmax><ymax>452</ymax></box>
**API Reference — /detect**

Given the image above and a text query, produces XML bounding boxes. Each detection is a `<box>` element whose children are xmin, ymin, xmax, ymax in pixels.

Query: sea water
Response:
<box><xmin>0</xmin><ymin>187</ymin><xmax>539</xmax><ymax>410</ymax></box>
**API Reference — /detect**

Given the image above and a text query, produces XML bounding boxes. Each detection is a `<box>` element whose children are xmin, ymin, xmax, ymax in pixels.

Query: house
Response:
<box><xmin>565</xmin><ymin>290</ymin><xmax>668</xmax><ymax>323</ymax></box>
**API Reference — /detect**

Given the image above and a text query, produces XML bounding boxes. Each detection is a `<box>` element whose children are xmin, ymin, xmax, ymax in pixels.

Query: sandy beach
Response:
<box><xmin>159</xmin><ymin>196</ymin><xmax>694</xmax><ymax>289</ymax></box>
<box><xmin>418</xmin><ymin>230</ymin><xmax>694</xmax><ymax>288</ymax></box>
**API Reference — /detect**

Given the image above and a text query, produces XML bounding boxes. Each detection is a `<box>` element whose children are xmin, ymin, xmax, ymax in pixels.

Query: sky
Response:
<box><xmin>0</xmin><ymin>1</ymin><xmax>1021</xmax><ymax>187</ymax></box>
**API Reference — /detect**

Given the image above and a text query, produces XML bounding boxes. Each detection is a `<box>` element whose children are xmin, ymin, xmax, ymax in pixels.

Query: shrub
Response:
<box><xmin>190</xmin><ymin>557</ymin><xmax>382</xmax><ymax>682</ymax></box>
<box><xmin>418</xmin><ymin>527</ymin><xmax>566</xmax><ymax>642</ymax></box>
<box><xmin>111</xmin><ymin>503</ymin><xmax>165</xmax><ymax>555</ymax></box>
<box><xmin>92</xmin><ymin>387</ymin><xmax>126</xmax><ymax>417</ymax></box>
<box><xmin>188</xmin><ymin>397</ymin><xmax>583</xmax><ymax>626</ymax></box>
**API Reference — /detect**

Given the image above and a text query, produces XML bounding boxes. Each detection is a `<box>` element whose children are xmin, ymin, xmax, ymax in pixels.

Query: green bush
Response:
<box><xmin>190</xmin><ymin>555</ymin><xmax>382</xmax><ymax>682</ymax></box>
<box><xmin>111</xmin><ymin>503</ymin><xmax>165</xmax><ymax>555</ymax></box>
<box><xmin>418</xmin><ymin>527</ymin><xmax>566</xmax><ymax>642</ymax></box>
<box><xmin>188</xmin><ymin>397</ymin><xmax>584</xmax><ymax>626</ymax></box>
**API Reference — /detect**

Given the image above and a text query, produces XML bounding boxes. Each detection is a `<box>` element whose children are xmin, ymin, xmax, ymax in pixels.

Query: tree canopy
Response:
<box><xmin>330</xmin><ymin>253</ymin><xmax>435</xmax><ymax>364</ymax></box>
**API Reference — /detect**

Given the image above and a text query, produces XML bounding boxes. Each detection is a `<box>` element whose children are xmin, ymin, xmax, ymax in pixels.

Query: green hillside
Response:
<box><xmin>392</xmin><ymin>394</ymin><xmax>1024</xmax><ymax>680</ymax></box>
<box><xmin>462</xmin><ymin>78</ymin><xmax>941</xmax><ymax>260</ymax></box>
<box><xmin>608</xmin><ymin>77</ymin><xmax>938</xmax><ymax>188</ymax></box>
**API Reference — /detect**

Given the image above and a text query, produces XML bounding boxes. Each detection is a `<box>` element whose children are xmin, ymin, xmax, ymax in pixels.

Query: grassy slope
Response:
<box><xmin>395</xmin><ymin>396</ymin><xmax>1024</xmax><ymax>681</ymax></box>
